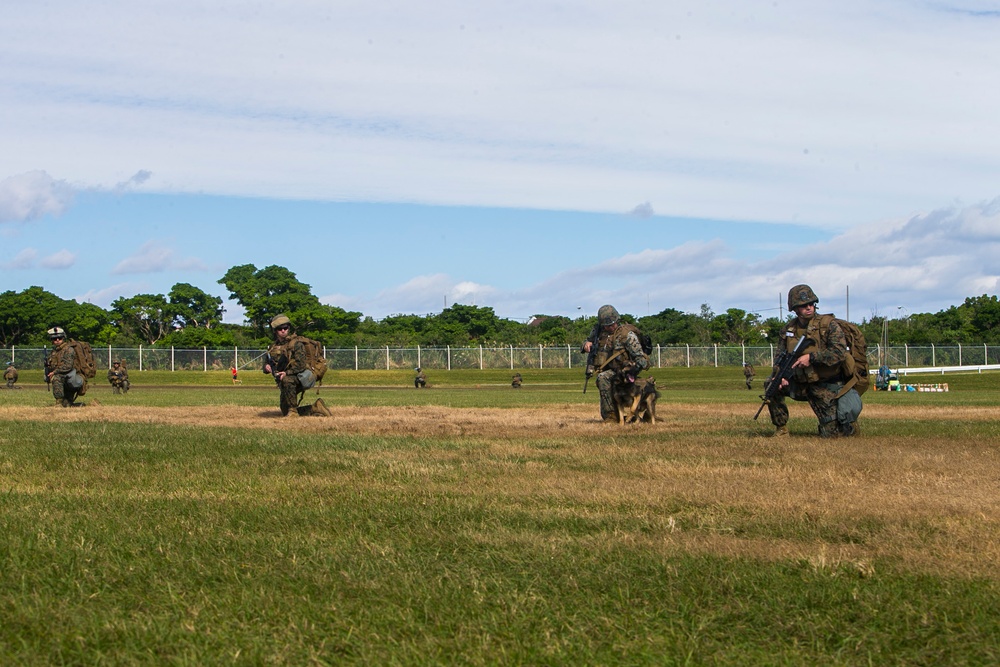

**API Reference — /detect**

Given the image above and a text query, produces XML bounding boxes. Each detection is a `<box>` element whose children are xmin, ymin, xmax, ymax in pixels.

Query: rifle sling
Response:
<box><xmin>597</xmin><ymin>349</ymin><xmax>625</xmax><ymax>372</ymax></box>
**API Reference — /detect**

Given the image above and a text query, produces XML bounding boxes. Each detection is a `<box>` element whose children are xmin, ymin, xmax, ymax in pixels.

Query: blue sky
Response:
<box><xmin>2</xmin><ymin>1</ymin><xmax>999</xmax><ymax>325</ymax></box>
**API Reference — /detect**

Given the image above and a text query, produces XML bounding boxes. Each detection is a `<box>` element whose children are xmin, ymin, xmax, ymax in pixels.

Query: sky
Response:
<box><xmin>2</xmin><ymin>0</ymin><xmax>999</xmax><ymax>326</ymax></box>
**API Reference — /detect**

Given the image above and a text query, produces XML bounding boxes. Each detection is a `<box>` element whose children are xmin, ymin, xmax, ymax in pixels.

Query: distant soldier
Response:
<box><xmin>263</xmin><ymin>314</ymin><xmax>331</xmax><ymax>418</ymax></box>
<box><xmin>45</xmin><ymin>327</ymin><xmax>86</xmax><ymax>407</ymax></box>
<box><xmin>414</xmin><ymin>367</ymin><xmax>427</xmax><ymax>389</ymax></box>
<box><xmin>511</xmin><ymin>373</ymin><xmax>523</xmax><ymax>388</ymax></box>
<box><xmin>108</xmin><ymin>360</ymin><xmax>130</xmax><ymax>394</ymax></box>
<box><xmin>743</xmin><ymin>362</ymin><xmax>755</xmax><ymax>390</ymax></box>
<box><xmin>4</xmin><ymin>362</ymin><xmax>18</xmax><ymax>389</ymax></box>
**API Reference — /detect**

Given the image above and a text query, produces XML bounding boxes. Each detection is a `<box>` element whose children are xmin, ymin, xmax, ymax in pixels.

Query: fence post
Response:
<box><xmin>448</xmin><ymin>345</ymin><xmax>451</xmax><ymax>371</ymax></box>
<box><xmin>139</xmin><ymin>345</ymin><xmax>144</xmax><ymax>372</ymax></box>
<box><xmin>510</xmin><ymin>345</ymin><xmax>513</xmax><ymax>370</ymax></box>
<box><xmin>480</xmin><ymin>345</ymin><xmax>483</xmax><ymax>370</ymax></box>
<box><xmin>171</xmin><ymin>346</ymin><xmax>174</xmax><ymax>372</ymax></box>
<box><xmin>959</xmin><ymin>343</ymin><xmax>962</xmax><ymax>367</ymax></box>
<box><xmin>539</xmin><ymin>344</ymin><xmax>543</xmax><ymax>369</ymax></box>
<box><xmin>657</xmin><ymin>344</ymin><xmax>661</xmax><ymax>369</ymax></box>
<box><xmin>417</xmin><ymin>345</ymin><xmax>421</xmax><ymax>369</ymax></box>
<box><xmin>234</xmin><ymin>346</ymin><xmax>238</xmax><ymax>371</ymax></box>
<box><xmin>686</xmin><ymin>344</ymin><xmax>690</xmax><ymax>368</ymax></box>
<box><xmin>567</xmin><ymin>344</ymin><xmax>571</xmax><ymax>369</ymax></box>
<box><xmin>386</xmin><ymin>346</ymin><xmax>389</xmax><ymax>371</ymax></box>
<box><xmin>905</xmin><ymin>344</ymin><xmax>908</xmax><ymax>367</ymax></box>
<box><xmin>741</xmin><ymin>343</ymin><xmax>745</xmax><ymax>365</ymax></box>
<box><xmin>769</xmin><ymin>343</ymin><xmax>774</xmax><ymax>366</ymax></box>
<box><xmin>932</xmin><ymin>343</ymin><xmax>935</xmax><ymax>367</ymax></box>
<box><xmin>203</xmin><ymin>346</ymin><xmax>207</xmax><ymax>372</ymax></box>
<box><xmin>355</xmin><ymin>346</ymin><xmax>358</xmax><ymax>371</ymax></box>
<box><xmin>714</xmin><ymin>344</ymin><xmax>718</xmax><ymax>368</ymax></box>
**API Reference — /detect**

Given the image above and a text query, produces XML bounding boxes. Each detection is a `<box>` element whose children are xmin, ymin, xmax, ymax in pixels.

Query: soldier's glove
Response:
<box><xmin>585</xmin><ymin>365</ymin><xmax>595</xmax><ymax>378</ymax></box>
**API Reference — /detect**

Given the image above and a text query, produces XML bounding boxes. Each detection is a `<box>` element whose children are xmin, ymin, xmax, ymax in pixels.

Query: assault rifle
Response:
<box><xmin>754</xmin><ymin>335</ymin><xmax>811</xmax><ymax>420</ymax></box>
<box><xmin>265</xmin><ymin>351</ymin><xmax>288</xmax><ymax>383</ymax></box>
<box><xmin>43</xmin><ymin>346</ymin><xmax>51</xmax><ymax>386</ymax></box>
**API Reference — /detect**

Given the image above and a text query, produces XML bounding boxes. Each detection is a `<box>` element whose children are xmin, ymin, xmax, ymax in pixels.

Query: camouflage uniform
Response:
<box><xmin>414</xmin><ymin>368</ymin><xmax>427</xmax><ymax>389</ymax></box>
<box><xmin>767</xmin><ymin>285</ymin><xmax>861</xmax><ymax>437</ymax></box>
<box><xmin>4</xmin><ymin>363</ymin><xmax>17</xmax><ymax>388</ymax></box>
<box><xmin>48</xmin><ymin>337</ymin><xmax>81</xmax><ymax>406</ymax></box>
<box><xmin>595</xmin><ymin>324</ymin><xmax>650</xmax><ymax>422</ymax></box>
<box><xmin>263</xmin><ymin>314</ymin><xmax>330</xmax><ymax>417</ymax></box>
<box><xmin>108</xmin><ymin>363</ymin><xmax>130</xmax><ymax>393</ymax></box>
<box><xmin>743</xmin><ymin>363</ymin><xmax>754</xmax><ymax>390</ymax></box>
<box><xmin>511</xmin><ymin>373</ymin><xmax>522</xmax><ymax>388</ymax></box>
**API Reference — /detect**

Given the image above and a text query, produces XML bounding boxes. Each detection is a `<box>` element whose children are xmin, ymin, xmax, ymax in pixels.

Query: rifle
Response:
<box><xmin>754</xmin><ymin>335</ymin><xmax>811</xmax><ymax>420</ymax></box>
<box><xmin>265</xmin><ymin>351</ymin><xmax>288</xmax><ymax>383</ymax></box>
<box><xmin>43</xmin><ymin>346</ymin><xmax>51</xmax><ymax>386</ymax></box>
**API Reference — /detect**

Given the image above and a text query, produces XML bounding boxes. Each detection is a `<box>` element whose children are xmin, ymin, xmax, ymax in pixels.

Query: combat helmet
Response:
<box><xmin>787</xmin><ymin>284</ymin><xmax>819</xmax><ymax>310</ymax></box>
<box><xmin>269</xmin><ymin>314</ymin><xmax>292</xmax><ymax>330</ymax></box>
<box><xmin>47</xmin><ymin>326</ymin><xmax>67</xmax><ymax>340</ymax></box>
<box><xmin>597</xmin><ymin>305</ymin><xmax>620</xmax><ymax>327</ymax></box>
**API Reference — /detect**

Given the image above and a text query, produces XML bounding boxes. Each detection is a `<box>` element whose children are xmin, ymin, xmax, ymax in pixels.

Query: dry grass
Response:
<box><xmin>9</xmin><ymin>400</ymin><xmax>999</xmax><ymax>580</ymax></box>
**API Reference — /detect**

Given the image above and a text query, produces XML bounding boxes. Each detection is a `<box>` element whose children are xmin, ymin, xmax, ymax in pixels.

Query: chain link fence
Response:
<box><xmin>6</xmin><ymin>343</ymin><xmax>1000</xmax><ymax>372</ymax></box>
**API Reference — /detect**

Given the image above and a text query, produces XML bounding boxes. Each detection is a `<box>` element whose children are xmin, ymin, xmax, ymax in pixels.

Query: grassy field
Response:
<box><xmin>1</xmin><ymin>369</ymin><xmax>999</xmax><ymax>665</ymax></box>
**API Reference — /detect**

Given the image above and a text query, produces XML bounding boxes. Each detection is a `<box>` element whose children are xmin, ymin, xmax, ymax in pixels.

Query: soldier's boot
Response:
<box><xmin>310</xmin><ymin>397</ymin><xmax>332</xmax><ymax>417</ymax></box>
<box><xmin>599</xmin><ymin>395</ymin><xmax>617</xmax><ymax>423</ymax></box>
<box><xmin>60</xmin><ymin>398</ymin><xmax>71</xmax><ymax>408</ymax></box>
<box><xmin>818</xmin><ymin>421</ymin><xmax>840</xmax><ymax>438</ymax></box>
<box><xmin>840</xmin><ymin>421</ymin><xmax>860</xmax><ymax>437</ymax></box>
<box><xmin>773</xmin><ymin>425</ymin><xmax>789</xmax><ymax>437</ymax></box>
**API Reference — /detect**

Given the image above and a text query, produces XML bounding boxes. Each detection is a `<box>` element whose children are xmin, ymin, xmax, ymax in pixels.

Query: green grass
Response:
<box><xmin>2</xmin><ymin>370</ymin><xmax>1000</xmax><ymax>664</ymax></box>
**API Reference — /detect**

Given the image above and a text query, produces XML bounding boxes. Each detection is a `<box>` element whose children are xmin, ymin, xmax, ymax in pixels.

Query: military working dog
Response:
<box><xmin>612</xmin><ymin>375</ymin><xmax>660</xmax><ymax>424</ymax></box>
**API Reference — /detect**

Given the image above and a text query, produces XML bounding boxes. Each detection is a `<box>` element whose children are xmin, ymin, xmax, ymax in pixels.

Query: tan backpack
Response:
<box><xmin>291</xmin><ymin>335</ymin><xmax>328</xmax><ymax>385</ymax></box>
<box><xmin>68</xmin><ymin>339</ymin><xmax>97</xmax><ymax>379</ymax></box>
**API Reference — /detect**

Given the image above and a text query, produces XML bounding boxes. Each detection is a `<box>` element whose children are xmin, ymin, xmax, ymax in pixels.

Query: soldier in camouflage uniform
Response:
<box><xmin>4</xmin><ymin>362</ymin><xmax>17</xmax><ymax>389</ymax></box>
<box><xmin>263</xmin><ymin>314</ymin><xmax>331</xmax><ymax>418</ymax></box>
<box><xmin>107</xmin><ymin>360</ymin><xmax>130</xmax><ymax>394</ymax></box>
<box><xmin>414</xmin><ymin>367</ymin><xmax>427</xmax><ymax>389</ymax></box>
<box><xmin>767</xmin><ymin>285</ymin><xmax>862</xmax><ymax>438</ymax></box>
<box><xmin>45</xmin><ymin>327</ymin><xmax>85</xmax><ymax>407</ymax></box>
<box><xmin>589</xmin><ymin>305</ymin><xmax>650</xmax><ymax>422</ymax></box>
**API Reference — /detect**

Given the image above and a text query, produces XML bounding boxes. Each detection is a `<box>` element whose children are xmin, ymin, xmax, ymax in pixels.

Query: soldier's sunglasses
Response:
<box><xmin>275</xmin><ymin>325</ymin><xmax>290</xmax><ymax>331</ymax></box>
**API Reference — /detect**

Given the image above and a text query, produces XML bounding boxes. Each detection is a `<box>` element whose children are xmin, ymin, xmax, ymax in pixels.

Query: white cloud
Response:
<box><xmin>0</xmin><ymin>171</ymin><xmax>75</xmax><ymax>223</ymax></box>
<box><xmin>1</xmin><ymin>248</ymin><xmax>38</xmax><ymax>269</ymax></box>
<box><xmin>2</xmin><ymin>2</ymin><xmax>999</xmax><ymax>226</ymax></box>
<box><xmin>339</xmin><ymin>199</ymin><xmax>1000</xmax><ymax>323</ymax></box>
<box><xmin>77</xmin><ymin>282</ymin><xmax>149</xmax><ymax>309</ymax></box>
<box><xmin>628</xmin><ymin>202</ymin><xmax>655</xmax><ymax>219</ymax></box>
<box><xmin>40</xmin><ymin>249</ymin><xmax>77</xmax><ymax>269</ymax></box>
<box><xmin>112</xmin><ymin>240</ymin><xmax>208</xmax><ymax>274</ymax></box>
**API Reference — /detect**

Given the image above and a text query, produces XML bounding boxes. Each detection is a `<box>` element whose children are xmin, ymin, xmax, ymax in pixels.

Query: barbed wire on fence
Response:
<box><xmin>5</xmin><ymin>344</ymin><xmax>1000</xmax><ymax>372</ymax></box>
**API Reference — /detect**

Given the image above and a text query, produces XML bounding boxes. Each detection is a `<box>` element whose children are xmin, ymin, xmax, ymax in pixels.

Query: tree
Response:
<box><xmin>110</xmin><ymin>294</ymin><xmax>171</xmax><ymax>345</ymax></box>
<box><xmin>218</xmin><ymin>264</ymin><xmax>361</xmax><ymax>341</ymax></box>
<box><xmin>168</xmin><ymin>283</ymin><xmax>224</xmax><ymax>329</ymax></box>
<box><xmin>0</xmin><ymin>286</ymin><xmax>107</xmax><ymax>345</ymax></box>
<box><xmin>710</xmin><ymin>308</ymin><xmax>764</xmax><ymax>345</ymax></box>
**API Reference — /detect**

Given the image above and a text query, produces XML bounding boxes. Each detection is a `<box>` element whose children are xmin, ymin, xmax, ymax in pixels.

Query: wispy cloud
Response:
<box><xmin>112</xmin><ymin>240</ymin><xmax>209</xmax><ymax>274</ymax></box>
<box><xmin>0</xmin><ymin>171</ymin><xmax>75</xmax><ymax>223</ymax></box>
<box><xmin>40</xmin><ymin>249</ymin><xmax>77</xmax><ymax>269</ymax></box>
<box><xmin>1</xmin><ymin>248</ymin><xmax>38</xmax><ymax>269</ymax></box>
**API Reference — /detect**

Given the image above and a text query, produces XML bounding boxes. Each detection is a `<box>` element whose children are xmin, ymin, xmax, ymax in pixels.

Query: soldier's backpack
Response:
<box><xmin>291</xmin><ymin>335</ymin><xmax>328</xmax><ymax>385</ymax></box>
<box><xmin>817</xmin><ymin>315</ymin><xmax>869</xmax><ymax>397</ymax></box>
<box><xmin>621</xmin><ymin>323</ymin><xmax>653</xmax><ymax>355</ymax></box>
<box><xmin>68</xmin><ymin>339</ymin><xmax>97</xmax><ymax>379</ymax></box>
<box><xmin>837</xmin><ymin>318</ymin><xmax>869</xmax><ymax>397</ymax></box>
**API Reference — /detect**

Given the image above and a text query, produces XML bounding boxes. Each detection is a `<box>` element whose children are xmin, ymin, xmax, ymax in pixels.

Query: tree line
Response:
<box><xmin>2</xmin><ymin>264</ymin><xmax>999</xmax><ymax>348</ymax></box>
